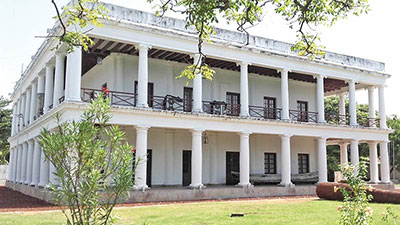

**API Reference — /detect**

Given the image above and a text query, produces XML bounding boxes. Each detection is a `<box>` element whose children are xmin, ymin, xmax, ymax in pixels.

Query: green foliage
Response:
<box><xmin>176</xmin><ymin>64</ymin><xmax>215</xmax><ymax>85</ymax></box>
<box><xmin>39</xmin><ymin>93</ymin><xmax>133</xmax><ymax>225</ymax></box>
<box><xmin>382</xmin><ymin>206</ymin><xmax>400</xmax><ymax>224</ymax></box>
<box><xmin>52</xmin><ymin>0</ymin><xmax>109</xmax><ymax>53</ymax></box>
<box><xmin>0</xmin><ymin>96</ymin><xmax>11</xmax><ymax>165</ymax></box>
<box><xmin>387</xmin><ymin>115</ymin><xmax>400</xmax><ymax>171</ymax></box>
<box><xmin>336</xmin><ymin>158</ymin><xmax>374</xmax><ymax>225</ymax></box>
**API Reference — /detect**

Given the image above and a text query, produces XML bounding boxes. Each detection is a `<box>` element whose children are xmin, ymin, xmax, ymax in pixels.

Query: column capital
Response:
<box><xmin>236</xmin><ymin>61</ymin><xmax>251</xmax><ymax>67</ymax></box>
<box><xmin>346</xmin><ymin>79</ymin><xmax>358</xmax><ymax>85</ymax></box>
<box><xmin>136</xmin><ymin>43</ymin><xmax>152</xmax><ymax>51</ymax></box>
<box><xmin>135</xmin><ymin>125</ymin><xmax>150</xmax><ymax>132</ymax></box>
<box><xmin>318</xmin><ymin>136</ymin><xmax>328</xmax><ymax>141</ymax></box>
<box><xmin>190</xmin><ymin>129</ymin><xmax>204</xmax><ymax>134</ymax></box>
<box><xmin>313</xmin><ymin>74</ymin><xmax>327</xmax><ymax>80</ymax></box>
<box><xmin>238</xmin><ymin>131</ymin><xmax>252</xmax><ymax>137</ymax></box>
<box><xmin>339</xmin><ymin>142</ymin><xmax>349</xmax><ymax>147</ymax></box>
<box><xmin>45</xmin><ymin>62</ymin><xmax>55</xmax><ymax>68</ymax></box>
<box><xmin>55</xmin><ymin>50</ymin><xmax>67</xmax><ymax>57</ymax></box>
<box><xmin>350</xmin><ymin>138</ymin><xmax>360</xmax><ymax>143</ymax></box>
<box><xmin>280</xmin><ymin>134</ymin><xmax>292</xmax><ymax>139</ymax></box>
<box><xmin>367</xmin><ymin>86</ymin><xmax>376</xmax><ymax>91</ymax></box>
<box><xmin>277</xmin><ymin>68</ymin><xmax>291</xmax><ymax>75</ymax></box>
<box><xmin>379</xmin><ymin>140</ymin><xmax>390</xmax><ymax>144</ymax></box>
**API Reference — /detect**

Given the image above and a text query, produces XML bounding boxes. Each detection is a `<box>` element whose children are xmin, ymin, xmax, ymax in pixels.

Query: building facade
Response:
<box><xmin>6</xmin><ymin>3</ymin><xmax>393</xmax><ymax>201</ymax></box>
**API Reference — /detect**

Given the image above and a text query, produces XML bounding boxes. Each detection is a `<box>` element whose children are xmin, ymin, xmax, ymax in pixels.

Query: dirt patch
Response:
<box><xmin>0</xmin><ymin>187</ymin><xmax>59</xmax><ymax>213</ymax></box>
<box><xmin>0</xmin><ymin>185</ymin><xmax>317</xmax><ymax>213</ymax></box>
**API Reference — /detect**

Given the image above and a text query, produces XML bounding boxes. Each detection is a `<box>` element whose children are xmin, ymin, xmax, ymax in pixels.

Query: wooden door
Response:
<box><xmin>182</xmin><ymin>150</ymin><xmax>192</xmax><ymax>186</ymax></box>
<box><xmin>183</xmin><ymin>87</ymin><xmax>193</xmax><ymax>112</ymax></box>
<box><xmin>226</xmin><ymin>92</ymin><xmax>240</xmax><ymax>116</ymax></box>
<box><xmin>226</xmin><ymin>152</ymin><xmax>240</xmax><ymax>185</ymax></box>
<box><xmin>297</xmin><ymin>101</ymin><xmax>308</xmax><ymax>122</ymax></box>
<box><xmin>264</xmin><ymin>97</ymin><xmax>277</xmax><ymax>119</ymax></box>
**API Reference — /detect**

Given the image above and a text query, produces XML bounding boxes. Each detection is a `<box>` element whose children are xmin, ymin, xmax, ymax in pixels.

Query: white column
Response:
<box><xmin>25</xmin><ymin>88</ymin><xmax>32</xmax><ymax>125</ymax></box>
<box><xmin>368</xmin><ymin>87</ymin><xmax>375</xmax><ymax>124</ymax></box>
<box><xmin>44</xmin><ymin>63</ymin><xmax>55</xmax><ymax>113</ymax></box>
<box><xmin>38</xmin><ymin>148</ymin><xmax>50</xmax><ymax>187</ymax></box>
<box><xmin>25</xmin><ymin>140</ymin><xmax>34</xmax><ymax>185</ymax></box>
<box><xmin>53</xmin><ymin>51</ymin><xmax>66</xmax><ymax>107</ymax></box>
<box><xmin>115</xmin><ymin>53</ymin><xmax>124</xmax><ymax>91</ymax></box>
<box><xmin>20</xmin><ymin>95</ymin><xmax>26</xmax><ymax>127</ymax></box>
<box><xmin>16</xmin><ymin>99</ymin><xmax>22</xmax><ymax>131</ymax></box>
<box><xmin>134</xmin><ymin>126</ymin><xmax>149</xmax><ymax>190</ymax></box>
<box><xmin>29</xmin><ymin>81</ymin><xmax>37</xmax><ymax>123</ymax></box>
<box><xmin>238</xmin><ymin>132</ymin><xmax>251</xmax><ymax>187</ymax></box>
<box><xmin>380</xmin><ymin>141</ymin><xmax>391</xmax><ymax>183</ymax></box>
<box><xmin>12</xmin><ymin>147</ymin><xmax>18</xmax><ymax>182</ymax></box>
<box><xmin>21</xmin><ymin>142</ymin><xmax>28</xmax><ymax>184</ymax></box>
<box><xmin>348</xmin><ymin>80</ymin><xmax>358</xmax><ymax>126</ymax></box>
<box><xmin>209</xmin><ymin>133</ymin><xmax>218</xmax><ymax>184</ymax></box>
<box><xmin>31</xmin><ymin>139</ymin><xmax>41</xmax><ymax>186</ymax></box>
<box><xmin>368</xmin><ymin>142</ymin><xmax>379</xmax><ymax>183</ymax></box>
<box><xmin>317</xmin><ymin>137</ymin><xmax>328</xmax><ymax>183</ymax></box>
<box><xmin>192</xmin><ymin>54</ymin><xmax>203</xmax><ymax>113</ymax></box>
<box><xmin>378</xmin><ymin>85</ymin><xmax>387</xmax><ymax>129</ymax></box>
<box><xmin>49</xmin><ymin>163</ymin><xmax>59</xmax><ymax>186</ymax></box>
<box><xmin>164</xmin><ymin>129</ymin><xmax>174</xmax><ymax>185</ymax></box>
<box><xmin>339</xmin><ymin>93</ymin><xmax>346</xmax><ymax>125</ymax></box>
<box><xmin>65</xmin><ymin>46</ymin><xmax>82</xmax><ymax>102</ymax></box>
<box><xmin>11</xmin><ymin>104</ymin><xmax>17</xmax><ymax>136</ymax></box>
<box><xmin>7</xmin><ymin>147</ymin><xmax>14</xmax><ymax>181</ymax></box>
<box><xmin>350</xmin><ymin>139</ymin><xmax>359</xmax><ymax>172</ymax></box>
<box><xmin>239</xmin><ymin>62</ymin><xmax>249</xmax><ymax>117</ymax></box>
<box><xmin>137</xmin><ymin>44</ymin><xmax>151</xmax><ymax>108</ymax></box>
<box><xmin>280</xmin><ymin>69</ymin><xmax>290</xmax><ymax>121</ymax></box>
<box><xmin>280</xmin><ymin>134</ymin><xmax>293</xmax><ymax>187</ymax></box>
<box><xmin>339</xmin><ymin>143</ymin><xmax>349</xmax><ymax>165</ymax></box>
<box><xmin>16</xmin><ymin>145</ymin><xmax>22</xmax><ymax>183</ymax></box>
<box><xmin>316</xmin><ymin>75</ymin><xmax>326</xmax><ymax>123</ymax></box>
<box><xmin>190</xmin><ymin>129</ymin><xmax>204</xmax><ymax>188</ymax></box>
<box><xmin>37</xmin><ymin>74</ymin><xmax>45</xmax><ymax>116</ymax></box>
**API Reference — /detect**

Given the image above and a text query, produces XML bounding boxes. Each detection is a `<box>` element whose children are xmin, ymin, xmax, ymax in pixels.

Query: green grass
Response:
<box><xmin>0</xmin><ymin>198</ymin><xmax>399</xmax><ymax>225</ymax></box>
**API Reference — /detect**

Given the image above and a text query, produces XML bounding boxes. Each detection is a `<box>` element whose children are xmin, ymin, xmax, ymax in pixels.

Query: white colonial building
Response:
<box><xmin>6</xmin><ymin>2</ymin><xmax>393</xmax><ymax>202</ymax></box>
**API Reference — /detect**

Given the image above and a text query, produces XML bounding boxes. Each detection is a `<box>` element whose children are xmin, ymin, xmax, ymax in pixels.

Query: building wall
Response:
<box><xmin>123</xmin><ymin>127</ymin><xmax>317</xmax><ymax>186</ymax></box>
<box><xmin>82</xmin><ymin>54</ymin><xmax>317</xmax><ymax>112</ymax></box>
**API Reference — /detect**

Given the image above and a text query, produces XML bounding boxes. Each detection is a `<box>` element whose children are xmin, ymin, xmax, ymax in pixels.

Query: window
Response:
<box><xmin>297</xmin><ymin>101</ymin><xmax>308</xmax><ymax>122</ymax></box>
<box><xmin>134</xmin><ymin>81</ymin><xmax>154</xmax><ymax>107</ymax></box>
<box><xmin>298</xmin><ymin>154</ymin><xmax>310</xmax><ymax>174</ymax></box>
<box><xmin>264</xmin><ymin>153</ymin><xmax>277</xmax><ymax>174</ymax></box>
<box><xmin>226</xmin><ymin>92</ymin><xmax>240</xmax><ymax>116</ymax></box>
<box><xmin>183</xmin><ymin>87</ymin><xmax>193</xmax><ymax>112</ymax></box>
<box><xmin>263</xmin><ymin>97</ymin><xmax>277</xmax><ymax>119</ymax></box>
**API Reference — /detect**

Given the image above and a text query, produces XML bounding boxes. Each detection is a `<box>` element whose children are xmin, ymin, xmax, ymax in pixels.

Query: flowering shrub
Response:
<box><xmin>382</xmin><ymin>207</ymin><xmax>399</xmax><ymax>225</ymax></box>
<box><xmin>335</xmin><ymin>158</ymin><xmax>374</xmax><ymax>225</ymax></box>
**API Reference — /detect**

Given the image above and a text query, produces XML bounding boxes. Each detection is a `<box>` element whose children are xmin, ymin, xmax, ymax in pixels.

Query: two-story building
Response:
<box><xmin>6</xmin><ymin>2</ymin><xmax>393</xmax><ymax>202</ymax></box>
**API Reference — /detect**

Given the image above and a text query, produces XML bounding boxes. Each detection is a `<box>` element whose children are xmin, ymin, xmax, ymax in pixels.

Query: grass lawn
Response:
<box><xmin>0</xmin><ymin>198</ymin><xmax>399</xmax><ymax>225</ymax></box>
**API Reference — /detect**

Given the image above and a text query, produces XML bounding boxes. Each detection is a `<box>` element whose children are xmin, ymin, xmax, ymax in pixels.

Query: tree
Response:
<box><xmin>50</xmin><ymin>0</ymin><xmax>370</xmax><ymax>79</ymax></box>
<box><xmin>386</xmin><ymin>115</ymin><xmax>400</xmax><ymax>173</ymax></box>
<box><xmin>0</xmin><ymin>96</ymin><xmax>12</xmax><ymax>165</ymax></box>
<box><xmin>39</xmin><ymin>93</ymin><xmax>133</xmax><ymax>225</ymax></box>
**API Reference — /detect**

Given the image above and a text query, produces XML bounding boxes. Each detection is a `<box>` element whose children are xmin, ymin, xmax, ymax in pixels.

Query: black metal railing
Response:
<box><xmin>203</xmin><ymin>101</ymin><xmax>228</xmax><ymax>115</ymax></box>
<box><xmin>326</xmin><ymin>113</ymin><xmax>349</xmax><ymax>125</ymax></box>
<box><xmin>289</xmin><ymin>110</ymin><xmax>318</xmax><ymax>123</ymax></box>
<box><xmin>358</xmin><ymin>117</ymin><xmax>380</xmax><ymax>128</ymax></box>
<box><xmin>59</xmin><ymin>96</ymin><xmax>65</xmax><ymax>104</ymax></box>
<box><xmin>249</xmin><ymin>106</ymin><xmax>282</xmax><ymax>120</ymax></box>
<box><xmin>150</xmin><ymin>95</ymin><xmax>184</xmax><ymax>111</ymax></box>
<box><xmin>79</xmin><ymin>88</ymin><xmax>382</xmax><ymax>128</ymax></box>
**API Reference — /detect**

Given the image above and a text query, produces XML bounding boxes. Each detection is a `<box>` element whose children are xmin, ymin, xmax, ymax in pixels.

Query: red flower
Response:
<box><xmin>102</xmin><ymin>86</ymin><xmax>107</xmax><ymax>91</ymax></box>
<box><xmin>105</xmin><ymin>89</ymin><xmax>109</xmax><ymax>94</ymax></box>
<box><xmin>132</xmin><ymin>148</ymin><xmax>136</xmax><ymax>153</ymax></box>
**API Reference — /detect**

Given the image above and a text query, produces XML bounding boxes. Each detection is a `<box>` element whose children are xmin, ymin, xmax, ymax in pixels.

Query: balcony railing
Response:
<box><xmin>249</xmin><ymin>106</ymin><xmax>282</xmax><ymax>120</ymax></box>
<box><xmin>80</xmin><ymin>88</ymin><xmax>381</xmax><ymax>128</ymax></box>
<box><xmin>326</xmin><ymin>114</ymin><xmax>349</xmax><ymax>125</ymax></box>
<box><xmin>289</xmin><ymin>110</ymin><xmax>318</xmax><ymax>123</ymax></box>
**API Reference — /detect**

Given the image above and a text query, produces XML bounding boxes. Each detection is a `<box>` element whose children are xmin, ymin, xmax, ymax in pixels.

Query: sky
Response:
<box><xmin>1</xmin><ymin>0</ymin><xmax>399</xmax><ymax>115</ymax></box>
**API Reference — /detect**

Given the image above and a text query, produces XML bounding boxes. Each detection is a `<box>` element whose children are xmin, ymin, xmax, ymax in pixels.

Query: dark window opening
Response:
<box><xmin>298</xmin><ymin>154</ymin><xmax>310</xmax><ymax>174</ymax></box>
<box><xmin>264</xmin><ymin>153</ymin><xmax>277</xmax><ymax>174</ymax></box>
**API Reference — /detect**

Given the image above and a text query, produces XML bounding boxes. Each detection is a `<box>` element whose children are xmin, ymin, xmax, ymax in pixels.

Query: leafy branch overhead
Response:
<box><xmin>51</xmin><ymin>0</ymin><xmax>369</xmax><ymax>79</ymax></box>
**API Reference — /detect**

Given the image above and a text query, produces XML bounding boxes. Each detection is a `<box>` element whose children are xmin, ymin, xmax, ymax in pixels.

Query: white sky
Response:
<box><xmin>1</xmin><ymin>0</ymin><xmax>399</xmax><ymax>115</ymax></box>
